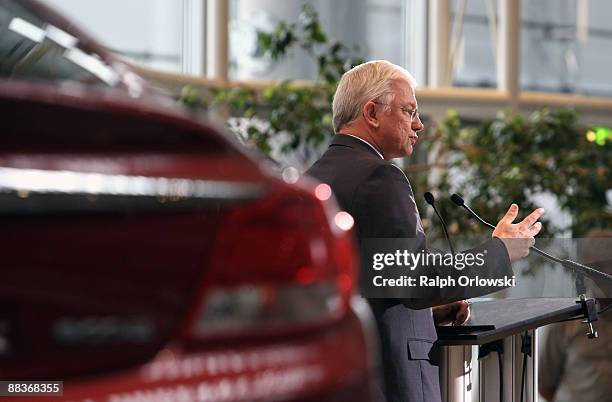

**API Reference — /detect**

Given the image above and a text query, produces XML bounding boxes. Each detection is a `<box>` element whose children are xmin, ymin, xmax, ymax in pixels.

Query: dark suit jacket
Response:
<box><xmin>306</xmin><ymin>134</ymin><xmax>512</xmax><ymax>402</ymax></box>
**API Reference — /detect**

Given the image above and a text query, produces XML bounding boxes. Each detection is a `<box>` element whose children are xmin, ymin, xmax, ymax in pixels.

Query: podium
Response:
<box><xmin>436</xmin><ymin>298</ymin><xmax>594</xmax><ymax>402</ymax></box>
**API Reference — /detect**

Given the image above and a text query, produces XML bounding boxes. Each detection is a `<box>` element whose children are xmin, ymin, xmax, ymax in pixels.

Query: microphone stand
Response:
<box><xmin>450</xmin><ymin>193</ymin><xmax>612</xmax><ymax>283</ymax></box>
<box><xmin>424</xmin><ymin>192</ymin><xmax>455</xmax><ymax>255</ymax></box>
<box><xmin>450</xmin><ymin>193</ymin><xmax>610</xmax><ymax>339</ymax></box>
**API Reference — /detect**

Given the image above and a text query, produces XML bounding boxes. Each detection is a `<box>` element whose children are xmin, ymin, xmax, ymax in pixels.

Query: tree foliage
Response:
<box><xmin>413</xmin><ymin>109</ymin><xmax>611</xmax><ymax>237</ymax></box>
<box><xmin>180</xmin><ymin>3</ymin><xmax>611</xmax><ymax>237</ymax></box>
<box><xmin>180</xmin><ymin>4</ymin><xmax>363</xmax><ymax>159</ymax></box>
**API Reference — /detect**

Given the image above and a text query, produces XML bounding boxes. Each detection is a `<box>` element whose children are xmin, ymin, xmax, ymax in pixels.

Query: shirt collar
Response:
<box><xmin>339</xmin><ymin>133</ymin><xmax>384</xmax><ymax>159</ymax></box>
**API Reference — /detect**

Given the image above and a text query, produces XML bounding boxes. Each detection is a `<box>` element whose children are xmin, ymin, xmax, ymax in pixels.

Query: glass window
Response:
<box><xmin>451</xmin><ymin>0</ymin><xmax>498</xmax><ymax>88</ymax></box>
<box><xmin>229</xmin><ymin>0</ymin><xmax>413</xmax><ymax>81</ymax></box>
<box><xmin>40</xmin><ymin>0</ymin><xmax>186</xmax><ymax>73</ymax></box>
<box><xmin>521</xmin><ymin>0</ymin><xmax>612</xmax><ymax>97</ymax></box>
<box><xmin>0</xmin><ymin>0</ymin><xmax>120</xmax><ymax>87</ymax></box>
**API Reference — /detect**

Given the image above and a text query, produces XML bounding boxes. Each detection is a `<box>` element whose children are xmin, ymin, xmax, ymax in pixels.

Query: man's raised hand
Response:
<box><xmin>492</xmin><ymin>204</ymin><xmax>545</xmax><ymax>261</ymax></box>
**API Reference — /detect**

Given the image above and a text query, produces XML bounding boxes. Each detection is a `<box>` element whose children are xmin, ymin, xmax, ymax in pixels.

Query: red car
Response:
<box><xmin>0</xmin><ymin>1</ymin><xmax>378</xmax><ymax>401</ymax></box>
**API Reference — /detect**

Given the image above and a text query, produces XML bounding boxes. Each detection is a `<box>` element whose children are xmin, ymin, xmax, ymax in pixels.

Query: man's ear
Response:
<box><xmin>363</xmin><ymin>101</ymin><xmax>380</xmax><ymax>128</ymax></box>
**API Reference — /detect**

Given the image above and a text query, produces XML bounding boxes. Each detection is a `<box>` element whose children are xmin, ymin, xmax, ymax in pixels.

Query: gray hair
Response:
<box><xmin>332</xmin><ymin>60</ymin><xmax>417</xmax><ymax>133</ymax></box>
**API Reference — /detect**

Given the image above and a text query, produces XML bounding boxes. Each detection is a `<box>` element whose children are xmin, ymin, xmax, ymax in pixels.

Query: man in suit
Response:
<box><xmin>306</xmin><ymin>60</ymin><xmax>545</xmax><ymax>402</ymax></box>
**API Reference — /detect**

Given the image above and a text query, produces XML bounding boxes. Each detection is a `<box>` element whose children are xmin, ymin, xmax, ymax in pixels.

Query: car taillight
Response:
<box><xmin>189</xmin><ymin>182</ymin><xmax>357</xmax><ymax>339</ymax></box>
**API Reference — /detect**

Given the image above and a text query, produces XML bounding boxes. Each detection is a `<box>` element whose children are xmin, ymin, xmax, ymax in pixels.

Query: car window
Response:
<box><xmin>0</xmin><ymin>0</ymin><xmax>120</xmax><ymax>87</ymax></box>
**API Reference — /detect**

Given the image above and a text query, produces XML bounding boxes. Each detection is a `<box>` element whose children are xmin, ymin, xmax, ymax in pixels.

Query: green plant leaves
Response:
<box><xmin>177</xmin><ymin>4</ymin><xmax>610</xmax><ymax>238</ymax></box>
<box><xmin>420</xmin><ymin>109</ymin><xmax>611</xmax><ymax>237</ymax></box>
<box><xmin>178</xmin><ymin>3</ymin><xmax>362</xmax><ymax>161</ymax></box>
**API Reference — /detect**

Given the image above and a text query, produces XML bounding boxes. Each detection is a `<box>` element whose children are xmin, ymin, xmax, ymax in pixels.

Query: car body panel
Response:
<box><xmin>0</xmin><ymin>1</ymin><xmax>378</xmax><ymax>401</ymax></box>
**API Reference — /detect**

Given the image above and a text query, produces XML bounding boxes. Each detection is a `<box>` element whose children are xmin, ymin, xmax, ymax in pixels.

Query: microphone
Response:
<box><xmin>424</xmin><ymin>192</ymin><xmax>455</xmax><ymax>255</ymax></box>
<box><xmin>450</xmin><ymin>194</ymin><xmax>495</xmax><ymax>230</ymax></box>
<box><xmin>450</xmin><ymin>193</ymin><xmax>612</xmax><ymax>283</ymax></box>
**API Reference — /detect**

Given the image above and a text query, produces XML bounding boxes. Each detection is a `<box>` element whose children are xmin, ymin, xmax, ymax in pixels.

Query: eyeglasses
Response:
<box><xmin>372</xmin><ymin>101</ymin><xmax>419</xmax><ymax>121</ymax></box>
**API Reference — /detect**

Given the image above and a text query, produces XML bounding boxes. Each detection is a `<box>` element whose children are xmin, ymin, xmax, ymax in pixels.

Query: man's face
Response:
<box><xmin>375</xmin><ymin>79</ymin><xmax>424</xmax><ymax>159</ymax></box>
